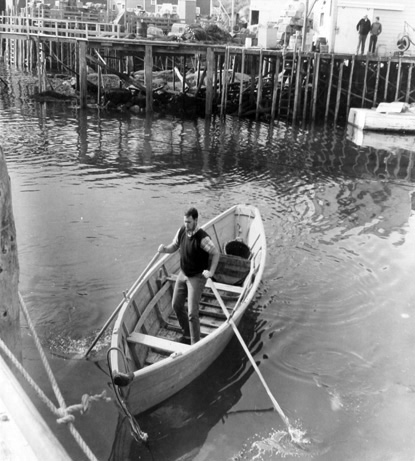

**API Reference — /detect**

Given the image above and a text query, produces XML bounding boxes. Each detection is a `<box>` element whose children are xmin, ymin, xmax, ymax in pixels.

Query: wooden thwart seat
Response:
<box><xmin>166</xmin><ymin>274</ymin><xmax>243</xmax><ymax>295</ymax></box>
<box><xmin>211</xmin><ymin>281</ymin><xmax>243</xmax><ymax>294</ymax></box>
<box><xmin>128</xmin><ymin>332</ymin><xmax>191</xmax><ymax>354</ymax></box>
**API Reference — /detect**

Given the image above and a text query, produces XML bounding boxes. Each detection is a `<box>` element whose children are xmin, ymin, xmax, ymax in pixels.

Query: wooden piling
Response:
<box><xmin>220</xmin><ymin>47</ymin><xmax>230</xmax><ymax>117</ymax></box>
<box><xmin>286</xmin><ymin>52</ymin><xmax>295</xmax><ymax>118</ymax></box>
<box><xmin>395</xmin><ymin>58</ymin><xmax>402</xmax><ymax>101</ymax></box>
<box><xmin>181</xmin><ymin>55</ymin><xmax>186</xmax><ymax>94</ymax></box>
<box><xmin>302</xmin><ymin>55</ymin><xmax>311</xmax><ymax>123</ymax></box>
<box><xmin>384</xmin><ymin>59</ymin><xmax>391</xmax><ymax>101</ymax></box>
<box><xmin>311</xmin><ymin>53</ymin><xmax>320</xmax><ymax>121</ymax></box>
<box><xmin>277</xmin><ymin>53</ymin><xmax>286</xmax><ymax>119</ymax></box>
<box><xmin>238</xmin><ymin>48</ymin><xmax>246</xmax><ymax>117</ymax></box>
<box><xmin>270</xmin><ymin>54</ymin><xmax>280</xmax><ymax>124</ymax></box>
<box><xmin>406</xmin><ymin>64</ymin><xmax>413</xmax><ymax>103</ymax></box>
<box><xmin>255</xmin><ymin>48</ymin><xmax>264</xmax><ymax>121</ymax></box>
<box><xmin>346</xmin><ymin>55</ymin><xmax>355</xmax><ymax>117</ymax></box>
<box><xmin>334</xmin><ymin>61</ymin><xmax>344</xmax><ymax>123</ymax></box>
<box><xmin>38</xmin><ymin>39</ymin><xmax>47</xmax><ymax>93</ymax></box>
<box><xmin>145</xmin><ymin>44</ymin><xmax>153</xmax><ymax>113</ymax></box>
<box><xmin>249</xmin><ymin>54</ymin><xmax>256</xmax><ymax>106</ymax></box>
<box><xmin>361</xmin><ymin>55</ymin><xmax>369</xmax><ymax>107</ymax></box>
<box><xmin>205</xmin><ymin>47</ymin><xmax>214</xmax><ymax>117</ymax></box>
<box><xmin>0</xmin><ymin>147</ymin><xmax>21</xmax><ymax>362</ymax></box>
<box><xmin>373</xmin><ymin>57</ymin><xmax>381</xmax><ymax>107</ymax></box>
<box><xmin>78</xmin><ymin>40</ymin><xmax>87</xmax><ymax>108</ymax></box>
<box><xmin>196</xmin><ymin>53</ymin><xmax>201</xmax><ymax>89</ymax></box>
<box><xmin>97</xmin><ymin>64</ymin><xmax>102</xmax><ymax>105</ymax></box>
<box><xmin>325</xmin><ymin>54</ymin><xmax>335</xmax><ymax>121</ymax></box>
<box><xmin>292</xmin><ymin>51</ymin><xmax>302</xmax><ymax>122</ymax></box>
<box><xmin>230</xmin><ymin>53</ymin><xmax>236</xmax><ymax>84</ymax></box>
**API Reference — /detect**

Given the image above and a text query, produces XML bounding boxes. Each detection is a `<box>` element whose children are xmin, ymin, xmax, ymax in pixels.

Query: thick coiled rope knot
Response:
<box><xmin>56</xmin><ymin>390</ymin><xmax>111</xmax><ymax>425</ymax></box>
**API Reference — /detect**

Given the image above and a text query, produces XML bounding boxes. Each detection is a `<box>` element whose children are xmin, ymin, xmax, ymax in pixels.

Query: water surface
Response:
<box><xmin>1</xmin><ymin>65</ymin><xmax>415</xmax><ymax>461</ymax></box>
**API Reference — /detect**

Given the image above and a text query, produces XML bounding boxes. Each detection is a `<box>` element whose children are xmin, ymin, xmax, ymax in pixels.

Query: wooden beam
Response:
<box><xmin>128</xmin><ymin>332</ymin><xmax>191</xmax><ymax>354</ymax></box>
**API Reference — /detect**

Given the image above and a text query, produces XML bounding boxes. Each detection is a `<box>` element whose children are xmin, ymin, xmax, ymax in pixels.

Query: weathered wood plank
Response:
<box><xmin>0</xmin><ymin>355</ymin><xmax>72</xmax><ymax>460</ymax></box>
<box><xmin>128</xmin><ymin>332</ymin><xmax>191</xmax><ymax>354</ymax></box>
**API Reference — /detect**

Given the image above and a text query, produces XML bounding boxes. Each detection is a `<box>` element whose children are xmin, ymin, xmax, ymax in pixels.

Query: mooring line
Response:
<box><xmin>0</xmin><ymin>293</ymin><xmax>112</xmax><ymax>461</ymax></box>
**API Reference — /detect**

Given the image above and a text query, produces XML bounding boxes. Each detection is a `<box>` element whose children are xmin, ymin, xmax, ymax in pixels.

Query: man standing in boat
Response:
<box><xmin>158</xmin><ymin>207</ymin><xmax>220</xmax><ymax>345</ymax></box>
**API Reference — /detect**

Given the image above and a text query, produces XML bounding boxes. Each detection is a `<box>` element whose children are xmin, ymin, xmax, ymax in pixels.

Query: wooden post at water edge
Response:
<box><xmin>78</xmin><ymin>40</ymin><xmax>88</xmax><ymax>108</ymax></box>
<box><xmin>0</xmin><ymin>147</ymin><xmax>21</xmax><ymax>360</ymax></box>
<box><xmin>205</xmin><ymin>47</ymin><xmax>214</xmax><ymax>117</ymax></box>
<box><xmin>145</xmin><ymin>44</ymin><xmax>154</xmax><ymax>113</ymax></box>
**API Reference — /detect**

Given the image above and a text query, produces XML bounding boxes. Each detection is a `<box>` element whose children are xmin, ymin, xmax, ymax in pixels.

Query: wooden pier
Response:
<box><xmin>0</xmin><ymin>355</ymin><xmax>73</xmax><ymax>461</ymax></box>
<box><xmin>1</xmin><ymin>13</ymin><xmax>415</xmax><ymax>124</ymax></box>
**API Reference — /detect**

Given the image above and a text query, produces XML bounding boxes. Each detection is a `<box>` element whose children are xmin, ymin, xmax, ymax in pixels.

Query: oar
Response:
<box><xmin>84</xmin><ymin>251</ymin><xmax>161</xmax><ymax>359</ymax></box>
<box><xmin>207</xmin><ymin>278</ymin><xmax>298</xmax><ymax>439</ymax></box>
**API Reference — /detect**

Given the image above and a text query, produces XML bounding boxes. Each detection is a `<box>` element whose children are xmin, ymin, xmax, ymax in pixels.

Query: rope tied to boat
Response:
<box><xmin>56</xmin><ymin>391</ymin><xmax>112</xmax><ymax>424</ymax></box>
<box><xmin>0</xmin><ymin>293</ymin><xmax>112</xmax><ymax>461</ymax></box>
<box><xmin>107</xmin><ymin>347</ymin><xmax>149</xmax><ymax>444</ymax></box>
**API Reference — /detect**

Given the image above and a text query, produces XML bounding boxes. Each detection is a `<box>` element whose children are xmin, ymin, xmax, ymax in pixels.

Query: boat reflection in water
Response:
<box><xmin>347</xmin><ymin>124</ymin><xmax>415</xmax><ymax>154</ymax></box>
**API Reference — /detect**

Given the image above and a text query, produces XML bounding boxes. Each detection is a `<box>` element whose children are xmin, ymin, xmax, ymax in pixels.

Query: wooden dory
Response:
<box><xmin>109</xmin><ymin>204</ymin><xmax>266</xmax><ymax>415</ymax></box>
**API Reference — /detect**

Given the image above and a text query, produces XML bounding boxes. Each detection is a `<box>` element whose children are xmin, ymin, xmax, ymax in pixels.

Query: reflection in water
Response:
<box><xmin>1</xmin><ymin>65</ymin><xmax>415</xmax><ymax>461</ymax></box>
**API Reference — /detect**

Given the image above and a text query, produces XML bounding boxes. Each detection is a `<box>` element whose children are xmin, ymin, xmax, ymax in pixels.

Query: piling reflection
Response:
<box><xmin>70</xmin><ymin>113</ymin><xmax>415</xmax><ymax>189</ymax></box>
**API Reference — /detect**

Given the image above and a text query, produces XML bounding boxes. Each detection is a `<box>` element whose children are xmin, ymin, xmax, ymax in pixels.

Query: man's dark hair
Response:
<box><xmin>185</xmin><ymin>207</ymin><xmax>198</xmax><ymax>220</ymax></box>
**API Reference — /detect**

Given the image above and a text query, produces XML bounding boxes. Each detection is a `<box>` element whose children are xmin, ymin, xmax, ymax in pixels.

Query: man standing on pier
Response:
<box><xmin>356</xmin><ymin>15</ymin><xmax>371</xmax><ymax>54</ymax></box>
<box><xmin>369</xmin><ymin>17</ymin><xmax>382</xmax><ymax>54</ymax></box>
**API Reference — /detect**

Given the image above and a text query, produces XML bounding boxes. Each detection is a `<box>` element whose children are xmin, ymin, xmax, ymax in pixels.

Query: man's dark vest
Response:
<box><xmin>178</xmin><ymin>226</ymin><xmax>210</xmax><ymax>277</ymax></box>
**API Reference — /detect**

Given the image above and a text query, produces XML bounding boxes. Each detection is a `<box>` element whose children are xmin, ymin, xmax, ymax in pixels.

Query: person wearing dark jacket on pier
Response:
<box><xmin>369</xmin><ymin>17</ymin><xmax>382</xmax><ymax>54</ymax></box>
<box><xmin>356</xmin><ymin>15</ymin><xmax>371</xmax><ymax>54</ymax></box>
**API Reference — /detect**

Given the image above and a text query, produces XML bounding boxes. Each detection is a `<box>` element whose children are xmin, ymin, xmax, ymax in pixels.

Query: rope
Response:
<box><xmin>56</xmin><ymin>391</ymin><xmax>112</xmax><ymax>424</ymax></box>
<box><xmin>0</xmin><ymin>293</ymin><xmax>111</xmax><ymax>461</ymax></box>
<box><xmin>106</xmin><ymin>347</ymin><xmax>149</xmax><ymax>444</ymax></box>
